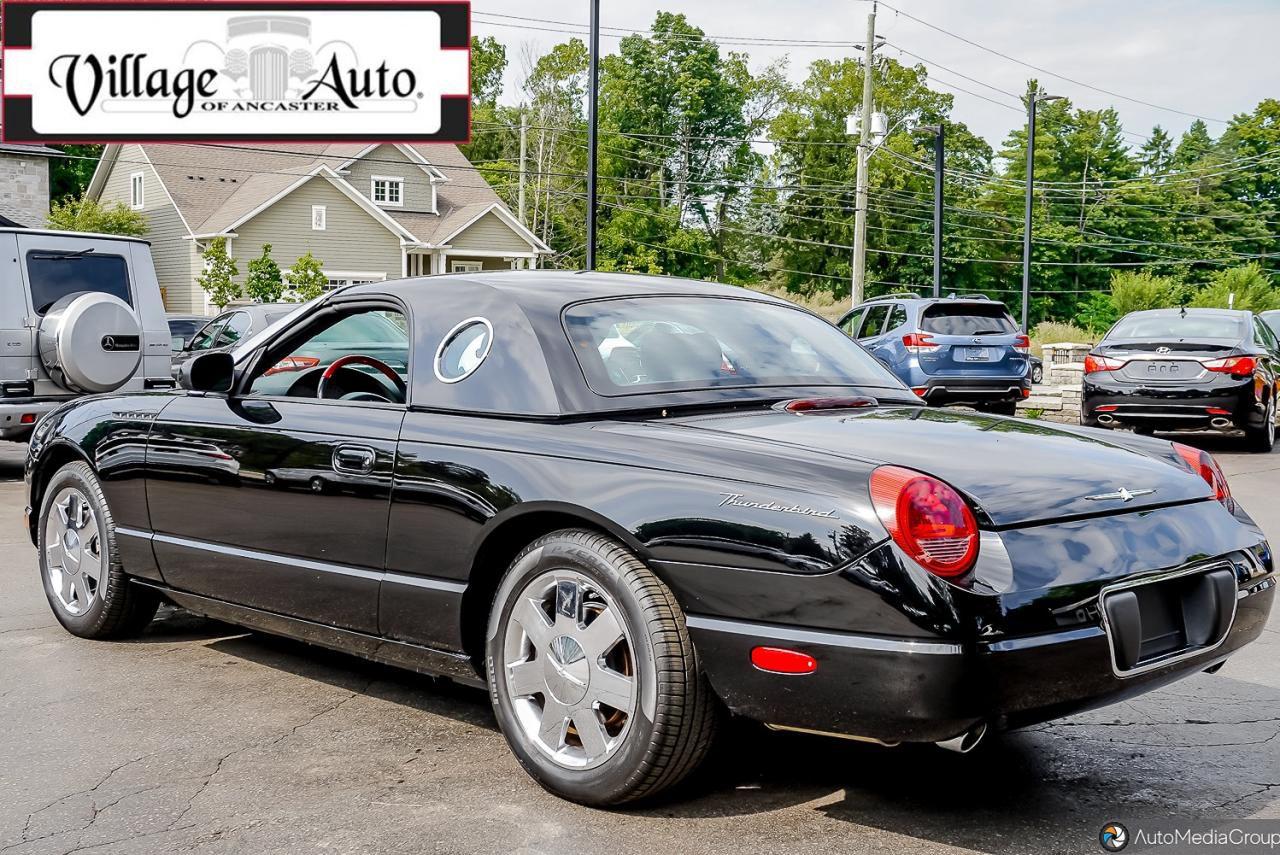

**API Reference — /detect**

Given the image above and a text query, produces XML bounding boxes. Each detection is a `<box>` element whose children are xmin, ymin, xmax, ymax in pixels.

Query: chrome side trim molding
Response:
<box><xmin>114</xmin><ymin>526</ymin><xmax>153</xmax><ymax>540</ymax></box>
<box><xmin>685</xmin><ymin>614</ymin><xmax>964</xmax><ymax>655</ymax></box>
<box><xmin>150</xmin><ymin>531</ymin><xmax>467</xmax><ymax>593</ymax></box>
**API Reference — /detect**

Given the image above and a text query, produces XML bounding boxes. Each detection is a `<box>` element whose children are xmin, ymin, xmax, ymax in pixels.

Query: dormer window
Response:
<box><xmin>371</xmin><ymin>176</ymin><xmax>404</xmax><ymax>207</ymax></box>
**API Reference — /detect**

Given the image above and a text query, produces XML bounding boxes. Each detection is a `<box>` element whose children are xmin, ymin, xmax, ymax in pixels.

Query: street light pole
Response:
<box><xmin>585</xmin><ymin>0</ymin><xmax>601</xmax><ymax>270</ymax></box>
<box><xmin>1021</xmin><ymin>90</ymin><xmax>1062</xmax><ymax>331</ymax></box>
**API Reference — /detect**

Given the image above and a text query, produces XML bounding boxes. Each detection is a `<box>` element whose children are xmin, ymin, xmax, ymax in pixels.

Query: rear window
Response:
<box><xmin>1109</xmin><ymin>313</ymin><xmax>1246</xmax><ymax>341</ymax></box>
<box><xmin>564</xmin><ymin>296</ymin><xmax>903</xmax><ymax>396</ymax></box>
<box><xmin>920</xmin><ymin>302</ymin><xmax>1017</xmax><ymax>336</ymax></box>
<box><xmin>27</xmin><ymin>250</ymin><xmax>131</xmax><ymax>315</ymax></box>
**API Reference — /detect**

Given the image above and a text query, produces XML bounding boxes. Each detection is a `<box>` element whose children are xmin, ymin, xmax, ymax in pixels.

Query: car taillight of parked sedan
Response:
<box><xmin>1084</xmin><ymin>354</ymin><xmax>1126</xmax><ymax>373</ymax></box>
<box><xmin>1202</xmin><ymin>355</ymin><xmax>1257</xmax><ymax>377</ymax></box>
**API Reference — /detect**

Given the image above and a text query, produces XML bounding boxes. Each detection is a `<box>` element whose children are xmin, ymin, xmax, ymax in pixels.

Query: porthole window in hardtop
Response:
<box><xmin>435</xmin><ymin>317</ymin><xmax>494</xmax><ymax>383</ymax></box>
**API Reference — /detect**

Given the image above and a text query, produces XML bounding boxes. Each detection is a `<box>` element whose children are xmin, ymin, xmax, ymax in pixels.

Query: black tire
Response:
<box><xmin>978</xmin><ymin>401</ymin><xmax>1018</xmax><ymax>417</ymax></box>
<box><xmin>37</xmin><ymin>461</ymin><xmax>159</xmax><ymax>639</ymax></box>
<box><xmin>486</xmin><ymin>529</ymin><xmax>719</xmax><ymax>806</ymax></box>
<box><xmin>1246</xmin><ymin>397</ymin><xmax>1275</xmax><ymax>453</ymax></box>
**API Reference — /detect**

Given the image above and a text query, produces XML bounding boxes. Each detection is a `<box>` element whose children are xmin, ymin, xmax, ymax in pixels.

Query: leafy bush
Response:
<box><xmin>745</xmin><ymin>283</ymin><xmax>850</xmax><ymax>322</ymax></box>
<box><xmin>1189</xmin><ymin>263</ymin><xmax>1279</xmax><ymax>312</ymax></box>
<box><xmin>197</xmin><ymin>238</ymin><xmax>240</xmax><ymax>309</ymax></box>
<box><xmin>284</xmin><ymin>252</ymin><xmax>329</xmax><ymax>302</ymax></box>
<box><xmin>46</xmin><ymin>197</ymin><xmax>147</xmax><ymax>236</ymax></box>
<box><xmin>1031</xmin><ymin>320</ymin><xmax>1095</xmax><ymax>346</ymax></box>
<box><xmin>1109</xmin><ymin>270</ymin><xmax>1182</xmax><ymax>315</ymax></box>
<box><xmin>244</xmin><ymin>243</ymin><xmax>284</xmax><ymax>303</ymax></box>
<box><xmin>1073</xmin><ymin>292</ymin><xmax>1119</xmax><ymax>334</ymax></box>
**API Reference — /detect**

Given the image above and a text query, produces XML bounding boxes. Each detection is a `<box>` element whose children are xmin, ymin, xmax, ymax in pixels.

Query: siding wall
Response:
<box><xmin>230</xmin><ymin>177</ymin><xmax>403</xmax><ymax>284</ymax></box>
<box><xmin>343</xmin><ymin>144</ymin><xmax>435</xmax><ymax>213</ymax></box>
<box><xmin>98</xmin><ymin>145</ymin><xmax>198</xmax><ymax>311</ymax></box>
<box><xmin>448</xmin><ymin>211</ymin><xmax>526</xmax><ymax>251</ymax></box>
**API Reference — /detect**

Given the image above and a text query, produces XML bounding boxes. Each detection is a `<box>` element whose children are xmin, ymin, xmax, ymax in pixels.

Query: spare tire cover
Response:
<box><xmin>38</xmin><ymin>292</ymin><xmax>142</xmax><ymax>393</ymax></box>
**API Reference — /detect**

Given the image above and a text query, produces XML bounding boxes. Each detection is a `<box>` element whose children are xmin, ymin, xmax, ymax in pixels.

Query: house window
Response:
<box><xmin>450</xmin><ymin>260</ymin><xmax>483</xmax><ymax>273</ymax></box>
<box><xmin>129</xmin><ymin>172</ymin><xmax>145</xmax><ymax>209</ymax></box>
<box><xmin>371</xmin><ymin>176</ymin><xmax>404</xmax><ymax>207</ymax></box>
<box><xmin>324</xmin><ymin>271</ymin><xmax>388</xmax><ymax>290</ymax></box>
<box><xmin>311</xmin><ymin>205</ymin><xmax>327</xmax><ymax>231</ymax></box>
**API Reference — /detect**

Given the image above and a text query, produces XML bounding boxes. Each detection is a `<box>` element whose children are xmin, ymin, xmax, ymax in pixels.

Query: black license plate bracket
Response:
<box><xmin>1102</xmin><ymin>566</ymin><xmax>1236</xmax><ymax>675</ymax></box>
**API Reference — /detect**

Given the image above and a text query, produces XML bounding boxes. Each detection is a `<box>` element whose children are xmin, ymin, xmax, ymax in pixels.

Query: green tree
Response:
<box><xmin>1190</xmin><ymin>263</ymin><xmax>1279</xmax><ymax>312</ymax></box>
<box><xmin>49</xmin><ymin>145</ymin><xmax>103</xmax><ymax>202</ymax></box>
<box><xmin>46</xmin><ymin>197</ymin><xmax>147</xmax><ymax>236</ymax></box>
<box><xmin>460</xmin><ymin>36</ymin><xmax>510</xmax><ymax>167</ymax></box>
<box><xmin>198</xmin><ymin>238</ymin><xmax>240</xmax><ymax>309</ymax></box>
<box><xmin>1138</xmin><ymin>126</ymin><xmax>1172</xmax><ymax>175</ymax></box>
<box><xmin>285</xmin><ymin>252</ymin><xmax>329</xmax><ymax>302</ymax></box>
<box><xmin>244</xmin><ymin>244</ymin><xmax>284</xmax><ymax>302</ymax></box>
<box><xmin>1110</xmin><ymin>269</ymin><xmax>1182</xmax><ymax>314</ymax></box>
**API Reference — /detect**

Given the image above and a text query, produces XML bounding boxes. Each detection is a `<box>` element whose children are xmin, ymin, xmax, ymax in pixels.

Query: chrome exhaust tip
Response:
<box><xmin>1210</xmin><ymin>417</ymin><xmax>1232</xmax><ymax>429</ymax></box>
<box><xmin>935</xmin><ymin>722</ymin><xmax>987</xmax><ymax>754</ymax></box>
<box><xmin>1096</xmin><ymin>413</ymin><xmax>1116</xmax><ymax>425</ymax></box>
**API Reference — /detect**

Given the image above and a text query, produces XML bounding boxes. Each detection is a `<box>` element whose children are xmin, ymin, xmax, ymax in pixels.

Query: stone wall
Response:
<box><xmin>1017</xmin><ymin>342</ymin><xmax>1091</xmax><ymax>424</ymax></box>
<box><xmin>0</xmin><ymin>152</ymin><xmax>51</xmax><ymax>227</ymax></box>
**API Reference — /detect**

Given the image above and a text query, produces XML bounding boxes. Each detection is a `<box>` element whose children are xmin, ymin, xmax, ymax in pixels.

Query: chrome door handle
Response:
<box><xmin>332</xmin><ymin>445</ymin><xmax>376</xmax><ymax>475</ymax></box>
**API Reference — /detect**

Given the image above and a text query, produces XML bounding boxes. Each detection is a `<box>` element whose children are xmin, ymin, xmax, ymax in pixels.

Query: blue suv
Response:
<box><xmin>837</xmin><ymin>294</ymin><xmax>1032</xmax><ymax>414</ymax></box>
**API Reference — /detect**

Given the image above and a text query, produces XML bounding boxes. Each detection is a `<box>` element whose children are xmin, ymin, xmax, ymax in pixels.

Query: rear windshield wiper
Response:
<box><xmin>31</xmin><ymin>249</ymin><xmax>95</xmax><ymax>260</ymax></box>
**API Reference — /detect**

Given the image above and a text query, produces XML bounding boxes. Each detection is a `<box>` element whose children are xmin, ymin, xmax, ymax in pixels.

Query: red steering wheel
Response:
<box><xmin>317</xmin><ymin>354</ymin><xmax>406</xmax><ymax>401</ymax></box>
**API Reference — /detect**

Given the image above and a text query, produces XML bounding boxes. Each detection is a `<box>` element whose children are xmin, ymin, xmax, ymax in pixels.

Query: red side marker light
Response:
<box><xmin>1206</xmin><ymin>407</ymin><xmax>1232</xmax><ymax>416</ymax></box>
<box><xmin>751</xmin><ymin>646</ymin><xmax>818</xmax><ymax>675</ymax></box>
<box><xmin>19</xmin><ymin>413</ymin><xmax>35</xmax><ymax>425</ymax></box>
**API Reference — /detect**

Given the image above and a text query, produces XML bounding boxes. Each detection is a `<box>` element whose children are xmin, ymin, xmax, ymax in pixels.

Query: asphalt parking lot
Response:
<box><xmin>0</xmin><ymin>436</ymin><xmax>1277</xmax><ymax>855</ymax></box>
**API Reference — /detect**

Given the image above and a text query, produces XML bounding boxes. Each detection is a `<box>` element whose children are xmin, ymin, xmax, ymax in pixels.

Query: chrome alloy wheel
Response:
<box><xmin>501</xmin><ymin>571</ymin><xmax>637</xmax><ymax>770</ymax></box>
<box><xmin>43</xmin><ymin>486</ymin><xmax>104</xmax><ymax>616</ymax></box>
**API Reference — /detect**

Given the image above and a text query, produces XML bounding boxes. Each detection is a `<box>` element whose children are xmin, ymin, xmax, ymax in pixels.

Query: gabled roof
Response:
<box><xmin>87</xmin><ymin>142</ymin><xmax>549</xmax><ymax>252</ymax></box>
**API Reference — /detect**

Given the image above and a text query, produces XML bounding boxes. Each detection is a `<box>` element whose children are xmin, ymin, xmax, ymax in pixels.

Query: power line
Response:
<box><xmin>876</xmin><ymin>0</ymin><xmax>1230</xmax><ymax>124</ymax></box>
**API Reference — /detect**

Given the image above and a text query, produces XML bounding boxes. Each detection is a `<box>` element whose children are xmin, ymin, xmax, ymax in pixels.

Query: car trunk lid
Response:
<box><xmin>915</xmin><ymin>301</ymin><xmax>1026</xmax><ymax>377</ymax></box>
<box><xmin>664</xmin><ymin>406</ymin><xmax>1213</xmax><ymax>527</ymax></box>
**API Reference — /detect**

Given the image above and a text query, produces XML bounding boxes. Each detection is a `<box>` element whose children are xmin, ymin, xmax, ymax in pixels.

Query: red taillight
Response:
<box><xmin>903</xmin><ymin>333</ymin><xmax>939</xmax><ymax>353</ymax></box>
<box><xmin>1202</xmin><ymin>355</ymin><xmax>1257</xmax><ymax>377</ymax></box>
<box><xmin>1020</xmin><ymin>387</ymin><xmax>1032</xmax><ymax>399</ymax></box>
<box><xmin>264</xmin><ymin>355</ymin><xmax>320</xmax><ymax>376</ymax></box>
<box><xmin>1206</xmin><ymin>407</ymin><xmax>1232</xmax><ymax>416</ymax></box>
<box><xmin>1172</xmin><ymin>442</ymin><xmax>1232</xmax><ymax>506</ymax></box>
<box><xmin>1013</xmin><ymin>334</ymin><xmax>1030</xmax><ymax>354</ymax></box>
<box><xmin>911</xmin><ymin>387</ymin><xmax>928</xmax><ymax>398</ymax></box>
<box><xmin>751</xmin><ymin>647</ymin><xmax>818</xmax><ymax>675</ymax></box>
<box><xmin>1084</xmin><ymin>354</ymin><xmax>1125</xmax><ymax>374</ymax></box>
<box><xmin>869</xmin><ymin>465</ymin><xmax>979</xmax><ymax>578</ymax></box>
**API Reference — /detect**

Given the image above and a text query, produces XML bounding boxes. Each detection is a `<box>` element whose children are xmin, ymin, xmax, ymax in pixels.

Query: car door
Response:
<box><xmin>856</xmin><ymin>304</ymin><xmax>891</xmax><ymax>358</ymax></box>
<box><xmin>865</xmin><ymin>303</ymin><xmax>907</xmax><ymax>364</ymax></box>
<box><xmin>146</xmin><ymin>298</ymin><xmax>410</xmax><ymax>633</ymax></box>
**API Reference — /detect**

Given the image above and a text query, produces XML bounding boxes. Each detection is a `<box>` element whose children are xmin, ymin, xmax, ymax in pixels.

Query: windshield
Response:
<box><xmin>564</xmin><ymin>296</ymin><xmax>905</xmax><ymax>396</ymax></box>
<box><xmin>1108</xmin><ymin>312</ymin><xmax>1246</xmax><ymax>341</ymax></box>
<box><xmin>920</xmin><ymin>302</ymin><xmax>1017</xmax><ymax>336</ymax></box>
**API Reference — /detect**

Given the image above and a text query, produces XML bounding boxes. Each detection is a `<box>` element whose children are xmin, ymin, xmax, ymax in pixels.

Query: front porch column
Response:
<box><xmin>431</xmin><ymin>251</ymin><xmax>447</xmax><ymax>274</ymax></box>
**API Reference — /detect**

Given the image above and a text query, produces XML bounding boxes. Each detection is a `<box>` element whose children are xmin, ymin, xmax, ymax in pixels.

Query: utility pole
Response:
<box><xmin>585</xmin><ymin>0</ymin><xmax>601</xmax><ymax>270</ymax></box>
<box><xmin>517</xmin><ymin>109</ymin><xmax>528</xmax><ymax>227</ymax></box>
<box><xmin>1020</xmin><ymin>90</ymin><xmax>1063</xmax><ymax>331</ymax></box>
<box><xmin>930</xmin><ymin>124</ymin><xmax>944</xmax><ymax>297</ymax></box>
<box><xmin>849</xmin><ymin>1</ymin><xmax>877</xmax><ymax>307</ymax></box>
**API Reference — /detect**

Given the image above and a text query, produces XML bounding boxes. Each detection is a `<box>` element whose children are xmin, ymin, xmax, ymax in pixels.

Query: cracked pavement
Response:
<box><xmin>0</xmin><ymin>437</ymin><xmax>1277</xmax><ymax>855</ymax></box>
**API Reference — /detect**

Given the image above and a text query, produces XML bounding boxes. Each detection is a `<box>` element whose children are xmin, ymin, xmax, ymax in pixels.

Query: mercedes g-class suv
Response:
<box><xmin>0</xmin><ymin>228</ymin><xmax>173</xmax><ymax>441</ymax></box>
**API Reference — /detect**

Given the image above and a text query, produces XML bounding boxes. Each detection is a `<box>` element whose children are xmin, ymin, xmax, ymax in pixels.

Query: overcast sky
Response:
<box><xmin>472</xmin><ymin>0</ymin><xmax>1278</xmax><ymax>152</ymax></box>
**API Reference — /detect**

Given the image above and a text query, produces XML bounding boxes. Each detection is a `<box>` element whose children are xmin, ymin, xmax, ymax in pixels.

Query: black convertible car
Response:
<box><xmin>24</xmin><ymin>272</ymin><xmax>1275</xmax><ymax>806</ymax></box>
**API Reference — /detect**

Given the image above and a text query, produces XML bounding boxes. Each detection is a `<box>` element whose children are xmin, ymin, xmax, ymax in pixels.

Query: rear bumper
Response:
<box><xmin>1082</xmin><ymin>377</ymin><xmax>1257</xmax><ymax>430</ymax></box>
<box><xmin>0</xmin><ymin>399</ymin><xmax>64</xmax><ymax>441</ymax></box>
<box><xmin>915</xmin><ymin>375</ymin><xmax>1030</xmax><ymax>405</ymax></box>
<box><xmin>688</xmin><ymin>574</ymin><xmax>1273</xmax><ymax>743</ymax></box>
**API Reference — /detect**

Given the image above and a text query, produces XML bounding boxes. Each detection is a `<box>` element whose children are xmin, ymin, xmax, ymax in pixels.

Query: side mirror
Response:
<box><xmin>178</xmin><ymin>351</ymin><xmax>235</xmax><ymax>394</ymax></box>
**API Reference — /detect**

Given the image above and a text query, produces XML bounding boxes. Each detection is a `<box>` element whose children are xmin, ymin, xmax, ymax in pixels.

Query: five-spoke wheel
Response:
<box><xmin>38</xmin><ymin>461</ymin><xmax>159</xmax><ymax>638</ymax></box>
<box><xmin>487</xmin><ymin>529</ymin><xmax>718</xmax><ymax>806</ymax></box>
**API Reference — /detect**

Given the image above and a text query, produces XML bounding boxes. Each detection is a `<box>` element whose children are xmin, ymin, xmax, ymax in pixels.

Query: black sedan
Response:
<box><xmin>171</xmin><ymin>302</ymin><xmax>297</xmax><ymax>376</ymax></box>
<box><xmin>23</xmin><ymin>272</ymin><xmax>1274</xmax><ymax>806</ymax></box>
<box><xmin>1082</xmin><ymin>308</ymin><xmax>1280</xmax><ymax>451</ymax></box>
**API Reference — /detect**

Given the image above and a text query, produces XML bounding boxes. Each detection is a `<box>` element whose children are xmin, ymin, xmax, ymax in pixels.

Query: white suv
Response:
<box><xmin>0</xmin><ymin>228</ymin><xmax>173</xmax><ymax>441</ymax></box>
